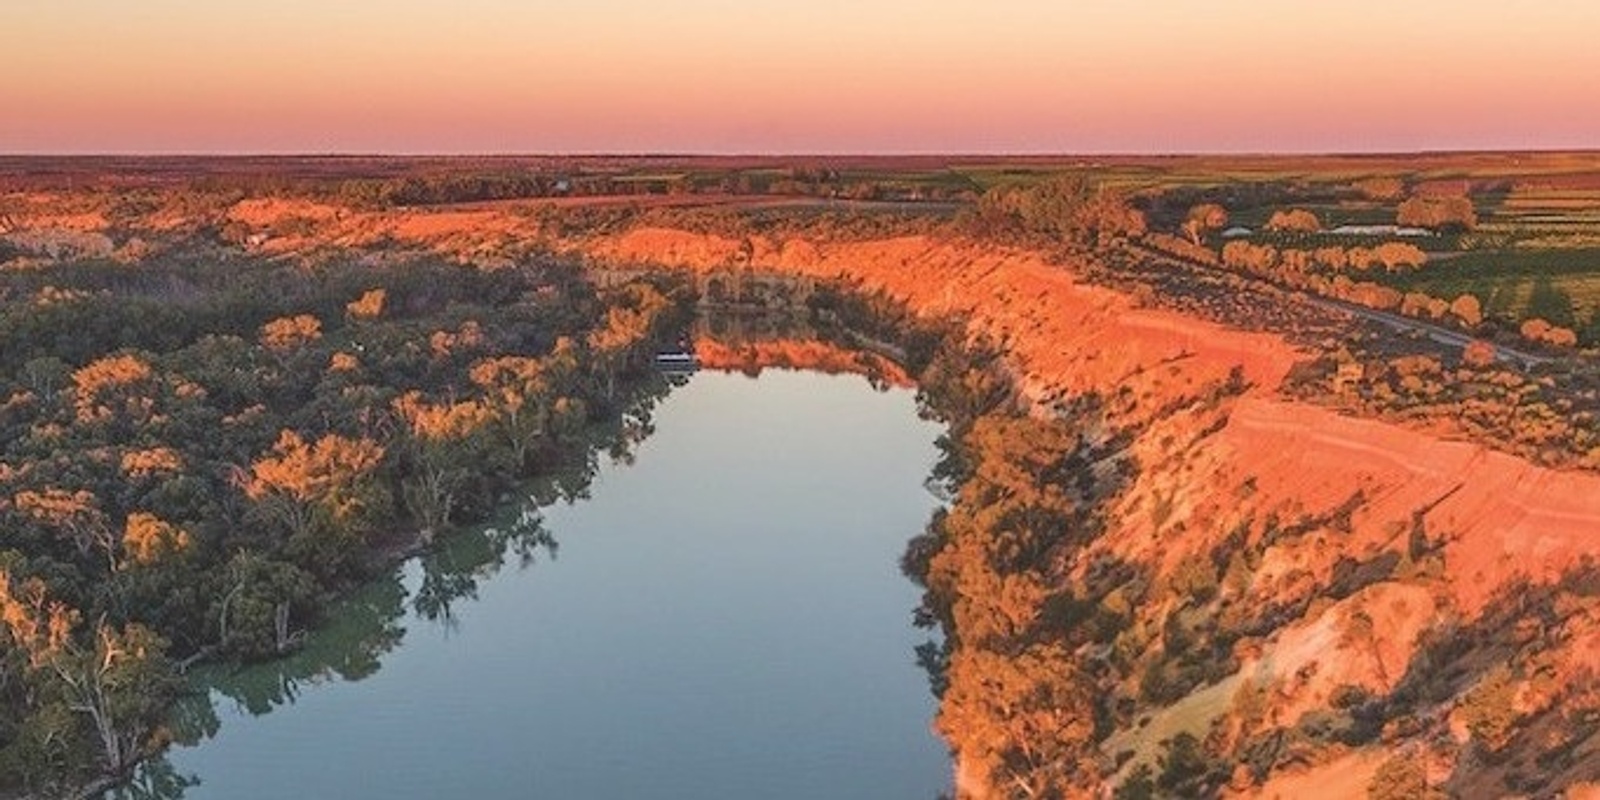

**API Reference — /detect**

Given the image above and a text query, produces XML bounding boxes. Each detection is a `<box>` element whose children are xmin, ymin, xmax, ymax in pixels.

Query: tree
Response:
<box><xmin>345</xmin><ymin>288</ymin><xmax>386</xmax><ymax>319</ymax></box>
<box><xmin>1157</xmin><ymin>732</ymin><xmax>1219</xmax><ymax>797</ymax></box>
<box><xmin>0</xmin><ymin>569</ymin><xmax>75</xmax><ymax>661</ymax></box>
<box><xmin>1371</xmin><ymin>242</ymin><xmax>1426</xmax><ymax>272</ymax></box>
<box><xmin>391</xmin><ymin>392</ymin><xmax>492</xmax><ymax>539</ymax></box>
<box><xmin>936</xmin><ymin>645</ymin><xmax>1098</xmax><ymax>798</ymax></box>
<box><xmin>1355</xmin><ymin>176</ymin><xmax>1406</xmax><ymax>201</ymax></box>
<box><xmin>588</xmin><ymin>284</ymin><xmax>672</xmax><ymax>403</ymax></box>
<box><xmin>1077</xmin><ymin>188</ymin><xmax>1147</xmax><ymax>244</ymax></box>
<box><xmin>20</xmin><ymin>356</ymin><xmax>71</xmax><ymax>401</ymax></box>
<box><xmin>1449</xmin><ymin>294</ymin><xmax>1484</xmax><ymax>327</ymax></box>
<box><xmin>69</xmin><ymin>354</ymin><xmax>155</xmax><ymax>426</ymax></box>
<box><xmin>259</xmin><ymin>315</ymin><xmax>322</xmax><ymax>352</ymax></box>
<box><xmin>1459</xmin><ymin>665</ymin><xmax>1518</xmax><ymax>755</ymax></box>
<box><xmin>38</xmin><ymin>622</ymin><xmax>177</xmax><ymax>775</ymax></box>
<box><xmin>469</xmin><ymin>356</ymin><xmax>552</xmax><ymax>472</ymax></box>
<box><xmin>429</xmin><ymin>320</ymin><xmax>486</xmax><ymax>360</ymax></box>
<box><xmin>13</xmin><ymin>489</ymin><xmax>118</xmax><ymax>574</ymax></box>
<box><xmin>213</xmin><ymin>552</ymin><xmax>317</xmax><ymax>658</ymax></box>
<box><xmin>1338</xmin><ymin>607</ymin><xmax>1389</xmax><ymax>686</ymax></box>
<box><xmin>1221</xmin><ymin>241</ymin><xmax>1280</xmax><ymax>275</ymax></box>
<box><xmin>1115</xmin><ymin>764</ymin><xmax>1156</xmax><ymax>800</ymax></box>
<box><xmin>238</xmin><ymin>429</ymin><xmax>386</xmax><ymax>563</ymax></box>
<box><xmin>1462</xmin><ymin>339</ymin><xmax>1497</xmax><ymax>368</ymax></box>
<box><xmin>1265</xmin><ymin>208</ymin><xmax>1321</xmax><ymax>233</ymax></box>
<box><xmin>1181</xmin><ymin>203</ymin><xmax>1229</xmax><ymax>245</ymax></box>
<box><xmin>975</xmin><ymin>174</ymin><xmax>1145</xmax><ymax>244</ymax></box>
<box><xmin>1367</xmin><ymin>752</ymin><xmax>1442</xmax><ymax>799</ymax></box>
<box><xmin>1</xmin><ymin>571</ymin><xmax>176</xmax><ymax>776</ymax></box>
<box><xmin>120</xmin><ymin>513</ymin><xmax>191</xmax><ymax>568</ymax></box>
<box><xmin>328</xmin><ymin>351</ymin><xmax>360</xmax><ymax>373</ymax></box>
<box><xmin>1397</xmin><ymin>194</ymin><xmax>1477</xmax><ymax>231</ymax></box>
<box><xmin>1520</xmin><ymin>317</ymin><xmax>1577</xmax><ymax>347</ymax></box>
<box><xmin>120</xmin><ymin>448</ymin><xmax>183</xmax><ymax>480</ymax></box>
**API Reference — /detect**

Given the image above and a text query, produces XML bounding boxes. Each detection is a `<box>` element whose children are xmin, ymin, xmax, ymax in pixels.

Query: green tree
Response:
<box><xmin>391</xmin><ymin>393</ymin><xmax>496</xmax><ymax>540</ymax></box>
<box><xmin>37</xmin><ymin>623</ymin><xmax>178</xmax><ymax>775</ymax></box>
<box><xmin>212</xmin><ymin>552</ymin><xmax>318</xmax><ymax>659</ymax></box>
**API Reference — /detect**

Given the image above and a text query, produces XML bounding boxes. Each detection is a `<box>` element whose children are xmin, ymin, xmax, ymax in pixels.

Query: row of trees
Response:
<box><xmin>907</xmin><ymin>325</ymin><xmax>1572</xmax><ymax>796</ymax></box>
<box><xmin>905</xmin><ymin>341</ymin><xmax>1111</xmax><ymax>797</ymax></box>
<box><xmin>1204</xmin><ymin>238</ymin><xmax>1588</xmax><ymax>348</ymax></box>
<box><xmin>1220</xmin><ymin>240</ymin><xmax>1428</xmax><ymax>274</ymax></box>
<box><xmin>1169</xmin><ymin>194</ymin><xmax>1599</xmax><ymax>350</ymax></box>
<box><xmin>1212</xmin><ymin>239</ymin><xmax>1490</xmax><ymax>331</ymax></box>
<box><xmin>969</xmin><ymin>175</ymin><xmax>1148</xmax><ymax>247</ymax></box>
<box><xmin>0</xmin><ymin>249</ymin><xmax>689</xmax><ymax>792</ymax></box>
<box><xmin>321</xmin><ymin>167</ymin><xmax>980</xmax><ymax>210</ymax></box>
<box><xmin>895</xmin><ymin>301</ymin><xmax>1550</xmax><ymax>796</ymax></box>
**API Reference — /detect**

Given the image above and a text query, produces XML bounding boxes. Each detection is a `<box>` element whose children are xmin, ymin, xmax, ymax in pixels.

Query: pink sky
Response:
<box><xmin>4</xmin><ymin>1</ymin><xmax>1598</xmax><ymax>154</ymax></box>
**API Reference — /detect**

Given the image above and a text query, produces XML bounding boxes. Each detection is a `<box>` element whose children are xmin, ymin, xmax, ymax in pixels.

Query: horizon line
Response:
<box><xmin>4</xmin><ymin>147</ymin><xmax>1600</xmax><ymax>161</ymax></box>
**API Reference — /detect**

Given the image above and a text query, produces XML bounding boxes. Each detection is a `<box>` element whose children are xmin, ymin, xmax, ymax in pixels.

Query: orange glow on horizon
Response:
<box><xmin>4</xmin><ymin>1</ymin><xmax>1598</xmax><ymax>154</ymax></box>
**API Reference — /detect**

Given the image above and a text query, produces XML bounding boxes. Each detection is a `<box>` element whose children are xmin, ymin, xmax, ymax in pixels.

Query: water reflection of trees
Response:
<box><xmin>113</xmin><ymin>313</ymin><xmax>931</xmax><ymax>799</ymax></box>
<box><xmin>412</xmin><ymin>500</ymin><xmax>556</xmax><ymax>627</ymax></box>
<box><xmin>109</xmin><ymin>380</ymin><xmax>673</xmax><ymax>799</ymax></box>
<box><xmin>693</xmin><ymin>306</ymin><xmax>914</xmax><ymax>390</ymax></box>
<box><xmin>212</xmin><ymin>574</ymin><xmax>409</xmax><ymax>717</ymax></box>
<box><xmin>103</xmin><ymin>757</ymin><xmax>198</xmax><ymax>800</ymax></box>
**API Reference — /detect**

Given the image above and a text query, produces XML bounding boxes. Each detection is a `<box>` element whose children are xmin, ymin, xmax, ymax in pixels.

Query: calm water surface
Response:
<box><xmin>136</xmin><ymin>369</ymin><xmax>950</xmax><ymax>799</ymax></box>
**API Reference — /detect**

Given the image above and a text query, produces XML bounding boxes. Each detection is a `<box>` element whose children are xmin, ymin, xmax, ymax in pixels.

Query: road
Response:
<box><xmin>1126</xmin><ymin>243</ymin><xmax>1554</xmax><ymax>370</ymax></box>
<box><xmin>1301</xmin><ymin>294</ymin><xmax>1551</xmax><ymax>369</ymax></box>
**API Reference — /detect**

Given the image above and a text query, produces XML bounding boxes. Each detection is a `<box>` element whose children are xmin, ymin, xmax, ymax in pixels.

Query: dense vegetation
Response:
<box><xmin>902</xmin><ymin>336</ymin><xmax>1258</xmax><ymax>798</ymax></box>
<box><xmin>897</xmin><ymin>311</ymin><xmax>1600</xmax><ymax>798</ymax></box>
<box><xmin>1139</xmin><ymin>170</ymin><xmax>1600</xmax><ymax>349</ymax></box>
<box><xmin>0</xmin><ymin>248</ymin><xmax>687</xmax><ymax>794</ymax></box>
<box><xmin>1284</xmin><ymin>340</ymin><xmax>1600</xmax><ymax>470</ymax></box>
<box><xmin>7</xmin><ymin>154</ymin><xmax>1600</xmax><ymax>797</ymax></box>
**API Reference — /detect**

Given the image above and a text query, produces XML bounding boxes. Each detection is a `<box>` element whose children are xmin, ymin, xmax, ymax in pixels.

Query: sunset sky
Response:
<box><xmin>5</xmin><ymin>0</ymin><xmax>1598</xmax><ymax>154</ymax></box>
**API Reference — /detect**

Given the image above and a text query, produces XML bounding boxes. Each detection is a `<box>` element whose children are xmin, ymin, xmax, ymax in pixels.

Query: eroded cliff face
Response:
<box><xmin>580</xmin><ymin>227</ymin><xmax>1600</xmax><ymax>798</ymax></box>
<box><xmin>16</xmin><ymin>194</ymin><xmax>1600</xmax><ymax>796</ymax></box>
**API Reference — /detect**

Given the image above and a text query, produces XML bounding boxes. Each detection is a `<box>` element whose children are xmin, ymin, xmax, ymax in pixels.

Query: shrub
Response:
<box><xmin>1397</xmin><ymin>195</ymin><xmax>1477</xmax><ymax>231</ymax></box>
<box><xmin>1265</xmin><ymin>208</ymin><xmax>1321</xmax><ymax>232</ymax></box>
<box><xmin>1462</xmin><ymin>339</ymin><xmax>1497</xmax><ymax>368</ymax></box>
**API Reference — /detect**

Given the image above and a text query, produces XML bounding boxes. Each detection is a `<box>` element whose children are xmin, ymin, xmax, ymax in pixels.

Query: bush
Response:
<box><xmin>1265</xmin><ymin>208</ymin><xmax>1321</xmax><ymax>232</ymax></box>
<box><xmin>1397</xmin><ymin>195</ymin><xmax>1477</xmax><ymax>232</ymax></box>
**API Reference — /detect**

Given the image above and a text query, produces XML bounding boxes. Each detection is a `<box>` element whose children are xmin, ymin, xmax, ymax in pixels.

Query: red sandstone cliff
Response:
<box><xmin>581</xmin><ymin>227</ymin><xmax>1600</xmax><ymax>797</ymax></box>
<box><xmin>16</xmin><ymin>193</ymin><xmax>1600</xmax><ymax>796</ymax></box>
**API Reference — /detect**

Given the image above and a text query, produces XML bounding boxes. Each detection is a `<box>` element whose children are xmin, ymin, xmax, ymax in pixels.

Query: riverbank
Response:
<box><xmin>110</xmin><ymin>368</ymin><xmax>949</xmax><ymax>800</ymax></box>
<box><xmin>0</xmin><ymin>233</ymin><xmax>691</xmax><ymax>796</ymax></box>
<box><xmin>12</xmin><ymin>185</ymin><xmax>1600</xmax><ymax>794</ymax></box>
<box><xmin>567</xmin><ymin>226</ymin><xmax>1600</xmax><ymax>796</ymax></box>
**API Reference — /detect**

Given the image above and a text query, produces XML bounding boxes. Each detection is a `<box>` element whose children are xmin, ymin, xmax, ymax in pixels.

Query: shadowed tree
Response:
<box><xmin>391</xmin><ymin>392</ymin><xmax>493</xmax><ymax>540</ymax></box>
<box><xmin>238</xmin><ymin>430</ymin><xmax>386</xmax><ymax>577</ymax></box>
<box><xmin>1182</xmin><ymin>203</ymin><xmax>1228</xmax><ymax>245</ymax></box>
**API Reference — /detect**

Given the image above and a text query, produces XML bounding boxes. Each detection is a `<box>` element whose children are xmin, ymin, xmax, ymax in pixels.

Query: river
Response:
<box><xmin>115</xmin><ymin>366</ymin><xmax>951</xmax><ymax>799</ymax></box>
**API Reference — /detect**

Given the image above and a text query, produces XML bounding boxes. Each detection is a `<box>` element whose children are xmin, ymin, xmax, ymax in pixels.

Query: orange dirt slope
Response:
<box><xmin>579</xmin><ymin>225</ymin><xmax>1600</xmax><ymax>796</ymax></box>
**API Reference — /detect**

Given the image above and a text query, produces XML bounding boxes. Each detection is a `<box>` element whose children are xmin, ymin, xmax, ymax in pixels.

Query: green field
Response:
<box><xmin>1050</xmin><ymin>157</ymin><xmax>1600</xmax><ymax>343</ymax></box>
<box><xmin>1378</xmin><ymin>248</ymin><xmax>1600</xmax><ymax>333</ymax></box>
